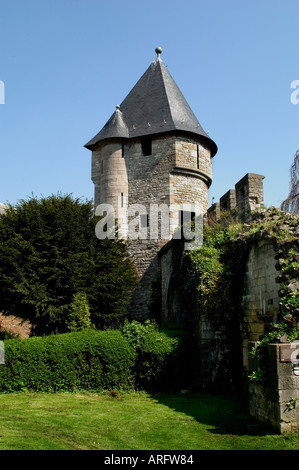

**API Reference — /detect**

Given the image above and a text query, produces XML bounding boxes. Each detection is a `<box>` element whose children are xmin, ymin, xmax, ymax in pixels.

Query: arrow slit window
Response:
<box><xmin>141</xmin><ymin>138</ymin><xmax>152</xmax><ymax>156</ymax></box>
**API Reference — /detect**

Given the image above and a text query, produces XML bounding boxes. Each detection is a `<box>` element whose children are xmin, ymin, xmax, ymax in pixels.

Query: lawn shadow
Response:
<box><xmin>151</xmin><ymin>392</ymin><xmax>276</xmax><ymax>437</ymax></box>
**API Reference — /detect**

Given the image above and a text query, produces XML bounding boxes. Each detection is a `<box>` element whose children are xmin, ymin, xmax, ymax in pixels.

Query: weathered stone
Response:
<box><xmin>287</xmin><ymin>280</ymin><xmax>299</xmax><ymax>292</ymax></box>
<box><xmin>275</xmin><ymin>258</ymin><xmax>286</xmax><ymax>270</ymax></box>
<box><xmin>91</xmin><ymin>132</ymin><xmax>212</xmax><ymax>320</ymax></box>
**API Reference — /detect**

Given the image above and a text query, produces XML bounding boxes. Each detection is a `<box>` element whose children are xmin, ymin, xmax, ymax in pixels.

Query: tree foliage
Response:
<box><xmin>0</xmin><ymin>194</ymin><xmax>138</xmax><ymax>335</ymax></box>
<box><xmin>66</xmin><ymin>292</ymin><xmax>92</xmax><ymax>332</ymax></box>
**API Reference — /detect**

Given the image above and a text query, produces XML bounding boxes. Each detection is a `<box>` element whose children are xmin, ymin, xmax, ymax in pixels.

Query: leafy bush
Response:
<box><xmin>134</xmin><ymin>329</ymin><xmax>179</xmax><ymax>389</ymax></box>
<box><xmin>255</xmin><ymin>322</ymin><xmax>299</xmax><ymax>349</ymax></box>
<box><xmin>0</xmin><ymin>330</ymin><xmax>136</xmax><ymax>392</ymax></box>
<box><xmin>0</xmin><ymin>326</ymin><xmax>181</xmax><ymax>393</ymax></box>
<box><xmin>121</xmin><ymin>319</ymin><xmax>157</xmax><ymax>348</ymax></box>
<box><xmin>121</xmin><ymin>321</ymin><xmax>179</xmax><ymax>390</ymax></box>
<box><xmin>173</xmin><ymin>223</ymin><xmax>235</xmax><ymax>326</ymax></box>
<box><xmin>67</xmin><ymin>292</ymin><xmax>92</xmax><ymax>332</ymax></box>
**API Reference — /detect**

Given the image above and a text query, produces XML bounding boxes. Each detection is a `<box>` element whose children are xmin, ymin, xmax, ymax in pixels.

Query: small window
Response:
<box><xmin>121</xmin><ymin>192</ymin><xmax>124</xmax><ymax>208</ymax></box>
<box><xmin>121</xmin><ymin>143</ymin><xmax>125</xmax><ymax>158</ymax></box>
<box><xmin>141</xmin><ymin>138</ymin><xmax>152</xmax><ymax>156</ymax></box>
<box><xmin>197</xmin><ymin>145</ymin><xmax>200</xmax><ymax>169</ymax></box>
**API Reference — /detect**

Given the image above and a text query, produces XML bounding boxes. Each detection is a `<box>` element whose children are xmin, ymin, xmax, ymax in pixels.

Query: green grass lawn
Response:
<box><xmin>0</xmin><ymin>391</ymin><xmax>298</xmax><ymax>450</ymax></box>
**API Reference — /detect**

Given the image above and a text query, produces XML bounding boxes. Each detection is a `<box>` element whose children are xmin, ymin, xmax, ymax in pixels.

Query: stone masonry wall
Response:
<box><xmin>92</xmin><ymin>133</ymin><xmax>213</xmax><ymax>321</ymax></box>
<box><xmin>92</xmin><ymin>141</ymin><xmax>129</xmax><ymax>236</ymax></box>
<box><xmin>174</xmin><ymin>137</ymin><xmax>212</xmax><ymax>183</ymax></box>
<box><xmin>126</xmin><ymin>135</ymin><xmax>176</xmax><ymax>320</ymax></box>
<box><xmin>159</xmin><ymin>207</ymin><xmax>299</xmax><ymax>431</ymax></box>
<box><xmin>248</xmin><ymin>342</ymin><xmax>299</xmax><ymax>433</ymax></box>
<box><xmin>274</xmin><ymin>343</ymin><xmax>299</xmax><ymax>433</ymax></box>
<box><xmin>239</xmin><ymin>209</ymin><xmax>299</xmax><ymax>433</ymax></box>
<box><xmin>169</xmin><ymin>137</ymin><xmax>212</xmax><ymax>238</ymax></box>
<box><xmin>126</xmin><ymin>134</ymin><xmax>212</xmax><ymax>320</ymax></box>
<box><xmin>241</xmin><ymin>240</ymin><xmax>281</xmax><ymax>371</ymax></box>
<box><xmin>235</xmin><ymin>173</ymin><xmax>265</xmax><ymax>219</ymax></box>
<box><xmin>160</xmin><ymin>245</ymin><xmax>173</xmax><ymax>319</ymax></box>
<box><xmin>208</xmin><ymin>173</ymin><xmax>265</xmax><ymax>222</ymax></box>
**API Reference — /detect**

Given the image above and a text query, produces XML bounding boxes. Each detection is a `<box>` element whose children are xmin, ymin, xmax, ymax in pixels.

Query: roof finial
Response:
<box><xmin>155</xmin><ymin>46</ymin><xmax>162</xmax><ymax>58</ymax></box>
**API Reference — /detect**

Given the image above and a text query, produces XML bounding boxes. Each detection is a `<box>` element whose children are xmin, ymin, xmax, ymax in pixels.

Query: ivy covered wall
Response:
<box><xmin>160</xmin><ymin>207</ymin><xmax>299</xmax><ymax>401</ymax></box>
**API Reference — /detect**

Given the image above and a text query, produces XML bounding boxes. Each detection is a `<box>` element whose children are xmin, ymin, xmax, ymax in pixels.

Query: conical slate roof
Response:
<box><xmin>85</xmin><ymin>48</ymin><xmax>217</xmax><ymax>156</ymax></box>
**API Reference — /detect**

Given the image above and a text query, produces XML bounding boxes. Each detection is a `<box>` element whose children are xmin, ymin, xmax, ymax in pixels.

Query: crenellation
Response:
<box><xmin>220</xmin><ymin>189</ymin><xmax>236</xmax><ymax>211</ymax></box>
<box><xmin>208</xmin><ymin>173</ymin><xmax>265</xmax><ymax>221</ymax></box>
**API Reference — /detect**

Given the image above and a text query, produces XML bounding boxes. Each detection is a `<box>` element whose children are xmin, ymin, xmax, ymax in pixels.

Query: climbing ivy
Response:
<box><xmin>170</xmin><ymin>217</ymin><xmax>245</xmax><ymax>343</ymax></box>
<box><xmin>250</xmin><ymin>321</ymin><xmax>299</xmax><ymax>355</ymax></box>
<box><xmin>170</xmin><ymin>207</ymin><xmax>299</xmax><ymax>390</ymax></box>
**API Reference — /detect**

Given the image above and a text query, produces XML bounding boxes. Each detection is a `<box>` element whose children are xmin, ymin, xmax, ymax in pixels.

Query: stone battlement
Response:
<box><xmin>208</xmin><ymin>173</ymin><xmax>265</xmax><ymax>222</ymax></box>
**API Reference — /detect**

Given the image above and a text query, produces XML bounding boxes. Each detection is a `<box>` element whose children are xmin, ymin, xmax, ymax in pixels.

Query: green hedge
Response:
<box><xmin>131</xmin><ymin>330</ymin><xmax>180</xmax><ymax>390</ymax></box>
<box><xmin>121</xmin><ymin>320</ymin><xmax>180</xmax><ymax>390</ymax></box>
<box><xmin>0</xmin><ymin>330</ymin><xmax>136</xmax><ymax>392</ymax></box>
<box><xmin>0</xmin><ymin>326</ymin><xmax>179</xmax><ymax>393</ymax></box>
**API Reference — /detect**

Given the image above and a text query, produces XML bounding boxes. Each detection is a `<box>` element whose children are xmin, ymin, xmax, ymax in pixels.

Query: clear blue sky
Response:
<box><xmin>0</xmin><ymin>0</ymin><xmax>298</xmax><ymax>208</ymax></box>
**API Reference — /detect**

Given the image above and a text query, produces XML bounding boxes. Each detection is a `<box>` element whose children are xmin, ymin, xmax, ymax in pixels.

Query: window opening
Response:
<box><xmin>141</xmin><ymin>138</ymin><xmax>152</xmax><ymax>156</ymax></box>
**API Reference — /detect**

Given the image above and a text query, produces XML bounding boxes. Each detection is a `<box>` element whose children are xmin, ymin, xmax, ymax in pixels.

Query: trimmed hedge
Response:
<box><xmin>0</xmin><ymin>330</ymin><xmax>136</xmax><ymax>392</ymax></box>
<box><xmin>0</xmin><ymin>326</ymin><xmax>179</xmax><ymax>393</ymax></box>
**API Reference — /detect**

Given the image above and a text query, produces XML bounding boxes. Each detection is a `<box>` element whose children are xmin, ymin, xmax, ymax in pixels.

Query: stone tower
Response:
<box><xmin>85</xmin><ymin>47</ymin><xmax>217</xmax><ymax>320</ymax></box>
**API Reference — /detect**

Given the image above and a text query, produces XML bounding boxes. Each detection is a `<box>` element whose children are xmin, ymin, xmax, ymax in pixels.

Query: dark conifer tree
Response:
<box><xmin>0</xmin><ymin>194</ymin><xmax>138</xmax><ymax>335</ymax></box>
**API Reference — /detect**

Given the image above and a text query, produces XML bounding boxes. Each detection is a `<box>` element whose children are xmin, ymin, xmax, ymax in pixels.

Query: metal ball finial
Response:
<box><xmin>155</xmin><ymin>46</ymin><xmax>162</xmax><ymax>57</ymax></box>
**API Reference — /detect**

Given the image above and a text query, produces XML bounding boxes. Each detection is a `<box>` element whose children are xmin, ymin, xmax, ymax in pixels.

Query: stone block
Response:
<box><xmin>279</xmin><ymin>389</ymin><xmax>299</xmax><ymax>403</ymax></box>
<box><xmin>278</xmin><ymin>375</ymin><xmax>299</xmax><ymax>390</ymax></box>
